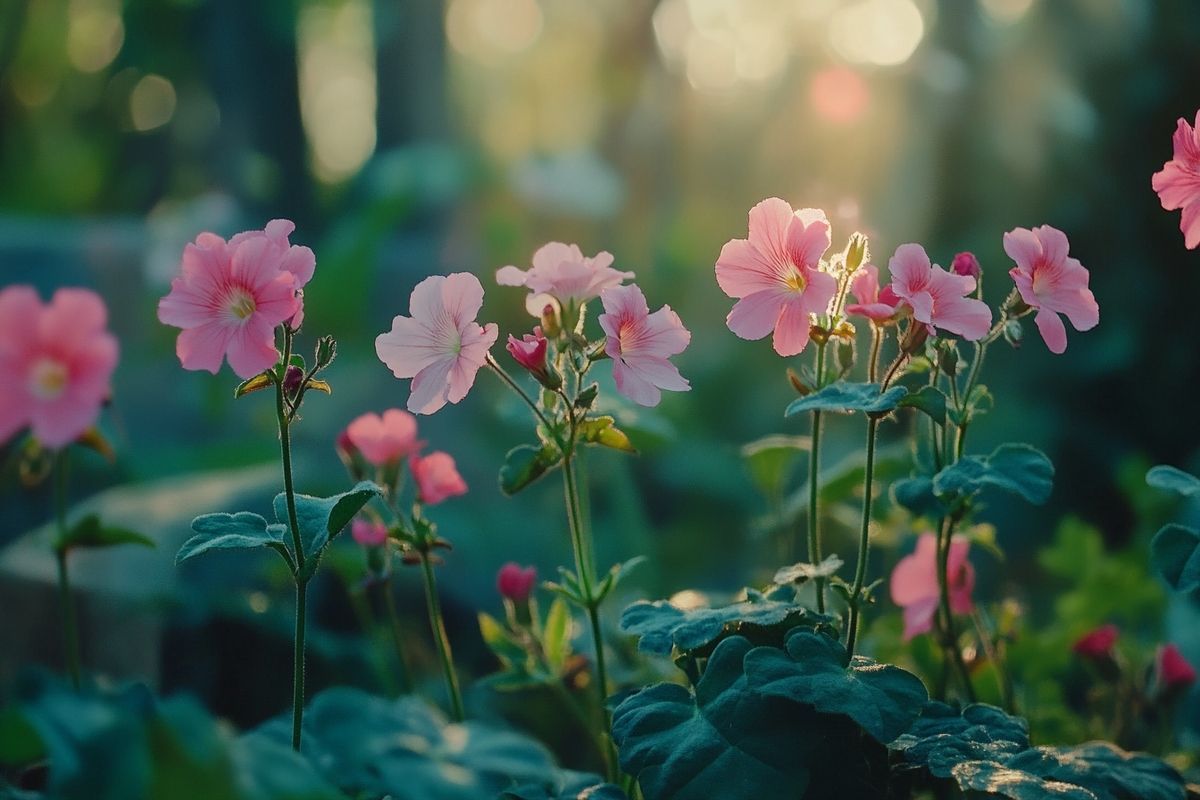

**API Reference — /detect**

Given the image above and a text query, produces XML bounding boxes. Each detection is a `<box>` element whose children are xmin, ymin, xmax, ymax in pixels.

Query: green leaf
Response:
<box><xmin>542</xmin><ymin>598</ymin><xmax>572</xmax><ymax>673</ymax></box>
<box><xmin>176</xmin><ymin>512</ymin><xmax>287</xmax><ymax>566</ymax></box>
<box><xmin>500</xmin><ymin>444</ymin><xmax>563</xmax><ymax>496</ymax></box>
<box><xmin>892</xmin><ymin>476</ymin><xmax>941</xmax><ymax>517</ymax></box>
<box><xmin>611</xmin><ymin>637</ymin><xmax>821</xmax><ymax>800</ymax></box>
<box><xmin>889</xmin><ymin>702</ymin><xmax>1031</xmax><ymax>779</ymax></box>
<box><xmin>272</xmin><ymin>480</ymin><xmax>383</xmax><ymax>559</ymax></box>
<box><xmin>784</xmin><ymin>382</ymin><xmax>908</xmax><ymax>417</ymax></box>
<box><xmin>772</xmin><ymin>554</ymin><xmax>843</xmax><ymax>585</ymax></box>
<box><xmin>743</xmin><ymin>630</ymin><xmax>928</xmax><ymax>742</ymax></box>
<box><xmin>479</xmin><ymin>613</ymin><xmax>529</xmax><ymax>669</ymax></box>
<box><xmin>933</xmin><ymin>443</ymin><xmax>1054</xmax><ymax>505</ymax></box>
<box><xmin>1149</xmin><ymin>524</ymin><xmax>1200</xmax><ymax>592</ymax></box>
<box><xmin>578</xmin><ymin>416</ymin><xmax>636</xmax><ymax>453</ymax></box>
<box><xmin>54</xmin><ymin>514</ymin><xmax>154</xmax><ymax>554</ymax></box>
<box><xmin>502</xmin><ymin>772</ymin><xmax>627</xmax><ymax>800</ymax></box>
<box><xmin>232</xmin><ymin>732</ymin><xmax>343</xmax><ymax>800</ymax></box>
<box><xmin>0</xmin><ymin>708</ymin><xmax>43</xmax><ymax>767</ymax></box>
<box><xmin>233</xmin><ymin>372</ymin><xmax>274</xmax><ymax>399</ymax></box>
<box><xmin>741</xmin><ymin>435</ymin><xmax>809</xmax><ymax>498</ymax></box>
<box><xmin>1005</xmin><ymin>742</ymin><xmax>1187</xmax><ymax>800</ymax></box>
<box><xmin>1146</xmin><ymin>465</ymin><xmax>1200</xmax><ymax>497</ymax></box>
<box><xmin>897</xmin><ymin>385</ymin><xmax>947</xmax><ymax>425</ymax></box>
<box><xmin>594</xmin><ymin>555</ymin><xmax>647</xmax><ymax>603</ymax></box>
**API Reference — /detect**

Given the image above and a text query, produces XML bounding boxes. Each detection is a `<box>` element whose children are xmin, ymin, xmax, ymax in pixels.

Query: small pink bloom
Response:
<box><xmin>344</xmin><ymin>409</ymin><xmax>421</xmax><ymax>466</ymax></box>
<box><xmin>598</xmin><ymin>284</ymin><xmax>690</xmax><ymax>407</ymax></box>
<box><xmin>715</xmin><ymin>198</ymin><xmax>839</xmax><ymax>356</ymax></box>
<box><xmin>1072</xmin><ymin>624</ymin><xmax>1119</xmax><ymax>659</ymax></box>
<box><xmin>1004</xmin><ymin>225</ymin><xmax>1098</xmax><ymax>355</ymax></box>
<box><xmin>951</xmin><ymin>252</ymin><xmax>982</xmax><ymax>281</ymax></box>
<box><xmin>375</xmin><ymin>274</ymin><xmax>499</xmax><ymax>415</ymax></box>
<box><xmin>158</xmin><ymin>222</ymin><xmax>308</xmax><ymax>379</ymax></box>
<box><xmin>497</xmin><ymin>562</ymin><xmax>538</xmax><ymax>602</ymax></box>
<box><xmin>496</xmin><ymin>242</ymin><xmax>634</xmax><ymax>317</ymax></box>
<box><xmin>845</xmin><ymin>264</ymin><xmax>901</xmax><ymax>322</ymax></box>
<box><xmin>1152</xmin><ymin>111</ymin><xmax>1200</xmax><ymax>249</ymax></box>
<box><xmin>351</xmin><ymin>519</ymin><xmax>388</xmax><ymax>547</ymax></box>
<box><xmin>888</xmin><ymin>244</ymin><xmax>991</xmax><ymax>341</ymax></box>
<box><xmin>410</xmin><ymin>451</ymin><xmax>468</xmax><ymax>505</ymax></box>
<box><xmin>506</xmin><ymin>327</ymin><xmax>549</xmax><ymax>376</ymax></box>
<box><xmin>889</xmin><ymin>532</ymin><xmax>975</xmax><ymax>641</ymax></box>
<box><xmin>1155</xmin><ymin>644</ymin><xmax>1197</xmax><ymax>693</ymax></box>
<box><xmin>0</xmin><ymin>287</ymin><xmax>119</xmax><ymax>449</ymax></box>
<box><xmin>229</xmin><ymin>219</ymin><xmax>316</xmax><ymax>326</ymax></box>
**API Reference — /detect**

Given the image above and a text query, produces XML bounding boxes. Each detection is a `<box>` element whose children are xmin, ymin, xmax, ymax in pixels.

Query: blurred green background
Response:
<box><xmin>2</xmin><ymin>0</ymin><xmax>1200</xmax><ymax>746</ymax></box>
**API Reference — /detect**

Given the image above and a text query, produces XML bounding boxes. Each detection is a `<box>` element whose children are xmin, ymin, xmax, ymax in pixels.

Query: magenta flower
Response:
<box><xmin>1004</xmin><ymin>225</ymin><xmax>1098</xmax><ymax>355</ymax></box>
<box><xmin>1154</xmin><ymin>644</ymin><xmax>1197</xmax><ymax>694</ymax></box>
<box><xmin>344</xmin><ymin>409</ymin><xmax>422</xmax><ymax>466</ymax></box>
<box><xmin>158</xmin><ymin>223</ymin><xmax>308</xmax><ymax>379</ymax></box>
<box><xmin>598</xmin><ymin>284</ymin><xmax>690</xmax><ymax>407</ymax></box>
<box><xmin>845</xmin><ymin>265</ymin><xmax>901</xmax><ymax>323</ymax></box>
<box><xmin>375</xmin><ymin>274</ymin><xmax>499</xmax><ymax>415</ymax></box>
<box><xmin>889</xmin><ymin>533</ymin><xmax>975</xmax><ymax>641</ymax></box>
<box><xmin>715</xmin><ymin>198</ymin><xmax>838</xmax><ymax>356</ymax></box>
<box><xmin>410</xmin><ymin>451</ymin><xmax>468</xmax><ymax>505</ymax></box>
<box><xmin>1072</xmin><ymin>624</ymin><xmax>1119</xmax><ymax>660</ymax></box>
<box><xmin>496</xmin><ymin>242</ymin><xmax>634</xmax><ymax>317</ymax></box>
<box><xmin>888</xmin><ymin>244</ymin><xmax>991</xmax><ymax>341</ymax></box>
<box><xmin>506</xmin><ymin>327</ymin><xmax>549</xmax><ymax>376</ymax></box>
<box><xmin>1152</xmin><ymin>111</ymin><xmax>1200</xmax><ymax>249</ymax></box>
<box><xmin>351</xmin><ymin>519</ymin><xmax>388</xmax><ymax>547</ymax></box>
<box><xmin>951</xmin><ymin>252</ymin><xmax>982</xmax><ymax>281</ymax></box>
<box><xmin>497</xmin><ymin>562</ymin><xmax>538</xmax><ymax>603</ymax></box>
<box><xmin>0</xmin><ymin>287</ymin><xmax>119</xmax><ymax>449</ymax></box>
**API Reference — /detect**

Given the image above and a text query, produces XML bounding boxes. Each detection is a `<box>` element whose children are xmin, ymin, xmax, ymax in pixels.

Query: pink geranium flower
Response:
<box><xmin>228</xmin><ymin>219</ymin><xmax>316</xmax><ymax>326</ymax></box>
<box><xmin>0</xmin><ymin>287</ymin><xmax>119</xmax><ymax>449</ymax></box>
<box><xmin>158</xmin><ymin>222</ymin><xmax>309</xmax><ymax>379</ymax></box>
<box><xmin>410</xmin><ymin>451</ymin><xmax>468</xmax><ymax>505</ymax></box>
<box><xmin>375</xmin><ymin>274</ymin><xmax>499</xmax><ymax>415</ymax></box>
<box><xmin>506</xmin><ymin>327</ymin><xmax>549</xmax><ymax>376</ymax></box>
<box><xmin>889</xmin><ymin>532</ymin><xmax>975</xmax><ymax>641</ymax></box>
<box><xmin>1154</xmin><ymin>643</ymin><xmax>1197</xmax><ymax>694</ymax></box>
<box><xmin>497</xmin><ymin>562</ymin><xmax>538</xmax><ymax>602</ymax></box>
<box><xmin>715</xmin><ymin>198</ymin><xmax>838</xmax><ymax>356</ymax></box>
<box><xmin>351</xmin><ymin>519</ymin><xmax>388</xmax><ymax>547</ymax></box>
<box><xmin>1072</xmin><ymin>624</ymin><xmax>1118</xmax><ymax>660</ymax></box>
<box><xmin>1003</xmin><ymin>225</ymin><xmax>1098</xmax><ymax>355</ymax></box>
<box><xmin>344</xmin><ymin>409</ymin><xmax>421</xmax><ymax>466</ymax></box>
<box><xmin>888</xmin><ymin>244</ymin><xmax>991</xmax><ymax>341</ymax></box>
<box><xmin>598</xmin><ymin>284</ymin><xmax>690</xmax><ymax>407</ymax></box>
<box><xmin>1152</xmin><ymin>111</ymin><xmax>1200</xmax><ymax>249</ymax></box>
<box><xmin>496</xmin><ymin>242</ymin><xmax>634</xmax><ymax>318</ymax></box>
<box><xmin>845</xmin><ymin>264</ymin><xmax>901</xmax><ymax>322</ymax></box>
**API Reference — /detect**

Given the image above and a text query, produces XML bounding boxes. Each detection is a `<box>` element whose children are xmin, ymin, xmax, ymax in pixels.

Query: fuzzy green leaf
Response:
<box><xmin>1146</xmin><ymin>465</ymin><xmax>1200</xmax><ymax>497</ymax></box>
<box><xmin>272</xmin><ymin>480</ymin><xmax>382</xmax><ymax>559</ymax></box>
<box><xmin>784</xmin><ymin>382</ymin><xmax>908</xmax><ymax>417</ymax></box>
<box><xmin>1150</xmin><ymin>524</ymin><xmax>1200</xmax><ymax>592</ymax></box>
<box><xmin>933</xmin><ymin>443</ymin><xmax>1054</xmax><ymax>505</ymax></box>
<box><xmin>499</xmin><ymin>444</ymin><xmax>563</xmax><ymax>496</ymax></box>
<box><xmin>176</xmin><ymin>513</ymin><xmax>287</xmax><ymax>566</ymax></box>
<box><xmin>54</xmin><ymin>514</ymin><xmax>154</xmax><ymax>554</ymax></box>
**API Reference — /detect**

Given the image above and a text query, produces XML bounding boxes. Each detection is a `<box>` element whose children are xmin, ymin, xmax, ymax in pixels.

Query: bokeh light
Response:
<box><xmin>129</xmin><ymin>75</ymin><xmax>177</xmax><ymax>132</ymax></box>
<box><xmin>828</xmin><ymin>0</ymin><xmax>926</xmax><ymax>67</ymax></box>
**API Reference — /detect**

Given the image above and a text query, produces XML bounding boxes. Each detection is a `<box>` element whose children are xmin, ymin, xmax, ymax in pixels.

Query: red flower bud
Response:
<box><xmin>1155</xmin><ymin>643</ymin><xmax>1197</xmax><ymax>694</ymax></box>
<box><xmin>951</xmin><ymin>251</ymin><xmax>982</xmax><ymax>281</ymax></box>
<box><xmin>497</xmin><ymin>562</ymin><xmax>537</xmax><ymax>602</ymax></box>
<box><xmin>1072</xmin><ymin>624</ymin><xmax>1118</xmax><ymax>660</ymax></box>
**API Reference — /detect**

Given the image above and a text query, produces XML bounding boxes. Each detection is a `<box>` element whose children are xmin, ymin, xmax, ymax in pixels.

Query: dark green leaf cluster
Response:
<box><xmin>1146</xmin><ymin>465</ymin><xmax>1200</xmax><ymax>592</ymax></box>
<box><xmin>893</xmin><ymin>443</ymin><xmax>1055</xmax><ymax>518</ymax></box>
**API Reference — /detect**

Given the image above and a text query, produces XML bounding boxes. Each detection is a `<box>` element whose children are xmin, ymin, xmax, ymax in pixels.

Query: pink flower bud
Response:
<box><xmin>951</xmin><ymin>251</ymin><xmax>982</xmax><ymax>280</ymax></box>
<box><xmin>283</xmin><ymin>365</ymin><xmax>305</xmax><ymax>397</ymax></box>
<box><xmin>344</xmin><ymin>410</ymin><xmax>421</xmax><ymax>467</ymax></box>
<box><xmin>410</xmin><ymin>451</ymin><xmax>467</xmax><ymax>505</ymax></box>
<box><xmin>351</xmin><ymin>519</ymin><xmax>388</xmax><ymax>547</ymax></box>
<box><xmin>1072</xmin><ymin>624</ymin><xmax>1118</xmax><ymax>659</ymax></box>
<box><xmin>506</xmin><ymin>327</ymin><xmax>550</xmax><ymax>379</ymax></box>
<box><xmin>497</xmin><ymin>562</ymin><xmax>537</xmax><ymax>602</ymax></box>
<box><xmin>1155</xmin><ymin>644</ymin><xmax>1197</xmax><ymax>693</ymax></box>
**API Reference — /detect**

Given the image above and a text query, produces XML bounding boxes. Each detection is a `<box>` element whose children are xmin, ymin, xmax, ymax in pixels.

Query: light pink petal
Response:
<box><xmin>225</xmin><ymin>318</ymin><xmax>281</xmax><ymax>378</ymax></box>
<box><xmin>772</xmin><ymin>298</ymin><xmax>812</xmax><ymax>357</ymax></box>
<box><xmin>231</xmin><ymin>237</ymin><xmax>286</xmax><ymax>290</ymax></box>
<box><xmin>280</xmin><ymin>245</ymin><xmax>316</xmax><ymax>287</ymax></box>
<box><xmin>1152</xmin><ymin>162</ymin><xmax>1200</xmax><ymax>211</ymax></box>
<box><xmin>715</xmin><ymin>238</ymin><xmax>782</xmax><ymax>298</ymax></box>
<box><xmin>725</xmin><ymin>290</ymin><xmax>789</xmax><ymax>342</ymax></box>
<box><xmin>440</xmin><ymin>272</ymin><xmax>486</xmax><ymax>328</ymax></box>
<box><xmin>0</xmin><ymin>286</ymin><xmax>44</xmax><ymax>352</ymax></box>
<box><xmin>902</xmin><ymin>597</ymin><xmax>940</xmax><ymax>641</ymax></box>
<box><xmin>625</xmin><ymin>356</ymin><xmax>689</xmax><ymax>392</ymax></box>
<box><xmin>746</xmin><ymin>198</ymin><xmax>796</xmax><ymax>267</ymax></box>
<box><xmin>408</xmin><ymin>275</ymin><xmax>448</xmax><ymax>322</ymax></box>
<box><xmin>950</xmin><ymin>563</ymin><xmax>976</xmax><ymax>615</ymax></box>
<box><xmin>69</xmin><ymin>333</ymin><xmax>119</xmax><ymax>399</ymax></box>
<box><xmin>176</xmin><ymin>322</ymin><xmax>235</xmax><ymax>375</ymax></box>
<box><xmin>158</xmin><ymin>280</ymin><xmax>217</xmax><ymax>329</ymax></box>
<box><xmin>29</xmin><ymin>392</ymin><xmax>103</xmax><ymax>449</ymax></box>
<box><xmin>376</xmin><ymin>316</ymin><xmax>445</xmax><ymax>378</ymax></box>
<box><xmin>176</xmin><ymin>241</ymin><xmax>226</xmax><ymax>298</ymax></box>
<box><xmin>785</xmin><ymin>209</ymin><xmax>832</xmax><ymax>268</ymax></box>
<box><xmin>407</xmin><ymin>357</ymin><xmax>455</xmax><ymax>415</ymax></box>
<box><xmin>642</xmin><ymin>306</ymin><xmax>691</xmax><ymax>357</ymax></box>
<box><xmin>263</xmin><ymin>219</ymin><xmax>296</xmax><ymax>240</ymax></box>
<box><xmin>612</xmin><ymin>358</ymin><xmax>662</xmax><ymax>407</ymax></box>
<box><xmin>932</xmin><ymin>295</ymin><xmax>992</xmax><ymax>341</ymax></box>
<box><xmin>887</xmin><ymin>244</ymin><xmax>932</xmax><ymax>296</ymax></box>
<box><xmin>1034</xmin><ymin>309</ymin><xmax>1068</xmax><ymax>354</ymax></box>
<box><xmin>1002</xmin><ymin>228</ymin><xmax>1041</xmax><ymax>271</ymax></box>
<box><xmin>1034</xmin><ymin>225</ymin><xmax>1069</xmax><ymax>266</ymax></box>
<box><xmin>496</xmin><ymin>266</ymin><xmax>529</xmax><ymax>286</ymax></box>
<box><xmin>1048</xmin><ymin>288</ymin><xmax>1099</xmax><ymax>332</ymax></box>
<box><xmin>802</xmin><ymin>269</ymin><xmax>839</xmax><ymax>315</ymax></box>
<box><xmin>849</xmin><ymin>265</ymin><xmax>880</xmax><ymax>306</ymax></box>
<box><xmin>890</xmin><ymin>534</ymin><xmax>938</xmax><ymax>606</ymax></box>
<box><xmin>41</xmin><ymin>289</ymin><xmax>109</xmax><ymax>350</ymax></box>
<box><xmin>907</xmin><ymin>291</ymin><xmax>934</xmax><ymax>326</ymax></box>
<box><xmin>1182</xmin><ymin>202</ymin><xmax>1200</xmax><ymax>250</ymax></box>
<box><xmin>445</xmin><ymin>323</ymin><xmax>496</xmax><ymax>404</ymax></box>
<box><xmin>530</xmin><ymin>241</ymin><xmax>584</xmax><ymax>273</ymax></box>
<box><xmin>254</xmin><ymin>272</ymin><xmax>303</xmax><ymax>324</ymax></box>
<box><xmin>1009</xmin><ymin>267</ymin><xmax>1037</xmax><ymax>308</ymax></box>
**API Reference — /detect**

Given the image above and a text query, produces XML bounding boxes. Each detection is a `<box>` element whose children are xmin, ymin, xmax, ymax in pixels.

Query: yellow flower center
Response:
<box><xmin>29</xmin><ymin>358</ymin><xmax>69</xmax><ymax>400</ymax></box>
<box><xmin>784</xmin><ymin>268</ymin><xmax>807</xmax><ymax>292</ymax></box>
<box><xmin>229</xmin><ymin>291</ymin><xmax>257</xmax><ymax>320</ymax></box>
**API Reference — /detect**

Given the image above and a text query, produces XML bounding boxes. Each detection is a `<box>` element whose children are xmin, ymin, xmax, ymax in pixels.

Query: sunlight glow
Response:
<box><xmin>829</xmin><ymin>0</ymin><xmax>925</xmax><ymax>67</ymax></box>
<box><xmin>653</xmin><ymin>0</ymin><xmax>789</xmax><ymax>91</ymax></box>
<box><xmin>981</xmin><ymin>0</ymin><xmax>1035</xmax><ymax>25</ymax></box>
<box><xmin>67</xmin><ymin>0</ymin><xmax>124</xmax><ymax>73</ymax></box>
<box><xmin>446</xmin><ymin>0</ymin><xmax>544</xmax><ymax>63</ymax></box>
<box><xmin>129</xmin><ymin>74</ymin><xmax>176</xmax><ymax>132</ymax></box>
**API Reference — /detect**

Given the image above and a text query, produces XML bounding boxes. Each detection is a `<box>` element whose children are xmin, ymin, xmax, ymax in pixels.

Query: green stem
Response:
<box><xmin>384</xmin><ymin>579</ymin><xmax>414</xmax><ymax>694</ymax></box>
<box><xmin>808</xmin><ymin>343</ymin><xmax>827</xmax><ymax>613</ymax></box>
<box><xmin>420</xmin><ymin>552</ymin><xmax>464</xmax><ymax>721</ymax></box>
<box><xmin>292</xmin><ymin>581</ymin><xmax>308</xmax><ymax>749</ymax></box>
<box><xmin>53</xmin><ymin>454</ymin><xmax>81</xmax><ymax>690</ymax></box>
<box><xmin>936</xmin><ymin>515</ymin><xmax>976</xmax><ymax>702</ymax></box>
<box><xmin>845</xmin><ymin>417</ymin><xmax>879</xmax><ymax>658</ymax></box>
<box><xmin>486</xmin><ymin>355</ymin><xmax>555</xmax><ymax>433</ymax></box>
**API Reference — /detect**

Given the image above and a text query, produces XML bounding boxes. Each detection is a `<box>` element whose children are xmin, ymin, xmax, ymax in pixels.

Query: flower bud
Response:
<box><xmin>497</xmin><ymin>562</ymin><xmax>538</xmax><ymax>603</ymax></box>
<box><xmin>506</xmin><ymin>328</ymin><xmax>561</xmax><ymax>389</ymax></box>
<box><xmin>314</xmin><ymin>335</ymin><xmax>337</xmax><ymax>370</ymax></box>
<box><xmin>1154</xmin><ymin>643</ymin><xmax>1196</xmax><ymax>699</ymax></box>
<box><xmin>540</xmin><ymin>302</ymin><xmax>562</xmax><ymax>338</ymax></box>
<box><xmin>1003</xmin><ymin>319</ymin><xmax>1023</xmax><ymax>348</ymax></box>
<box><xmin>900</xmin><ymin>321</ymin><xmax>930</xmax><ymax>354</ymax></box>
<box><xmin>787</xmin><ymin>368</ymin><xmax>812</xmax><ymax>396</ymax></box>
<box><xmin>937</xmin><ymin>342</ymin><xmax>959</xmax><ymax>377</ymax></box>
<box><xmin>951</xmin><ymin>252</ymin><xmax>982</xmax><ymax>281</ymax></box>
<box><xmin>283</xmin><ymin>365</ymin><xmax>305</xmax><ymax>399</ymax></box>
<box><xmin>1072</xmin><ymin>624</ymin><xmax>1118</xmax><ymax>660</ymax></box>
<box><xmin>352</xmin><ymin>519</ymin><xmax>388</xmax><ymax>547</ymax></box>
<box><xmin>844</xmin><ymin>232</ymin><xmax>869</xmax><ymax>273</ymax></box>
<box><xmin>809</xmin><ymin>324</ymin><xmax>831</xmax><ymax>346</ymax></box>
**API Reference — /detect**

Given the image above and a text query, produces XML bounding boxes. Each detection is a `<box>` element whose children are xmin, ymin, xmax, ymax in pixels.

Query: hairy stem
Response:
<box><xmin>936</xmin><ymin>515</ymin><xmax>976</xmax><ymax>702</ymax></box>
<box><xmin>808</xmin><ymin>343</ymin><xmax>828</xmax><ymax>613</ymax></box>
<box><xmin>292</xmin><ymin>581</ymin><xmax>308</xmax><ymax>748</ymax></box>
<box><xmin>420</xmin><ymin>552</ymin><xmax>465</xmax><ymax>721</ymax></box>
<box><xmin>845</xmin><ymin>417</ymin><xmax>879</xmax><ymax>658</ymax></box>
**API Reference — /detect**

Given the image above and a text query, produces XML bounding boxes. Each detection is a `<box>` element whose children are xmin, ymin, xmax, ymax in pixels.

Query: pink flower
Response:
<box><xmin>598</xmin><ymin>284</ymin><xmax>690</xmax><ymax>407</ymax></box>
<box><xmin>1155</xmin><ymin>644</ymin><xmax>1197</xmax><ymax>693</ymax></box>
<box><xmin>497</xmin><ymin>562</ymin><xmax>538</xmax><ymax>602</ymax></box>
<box><xmin>1003</xmin><ymin>225</ymin><xmax>1098</xmax><ymax>355</ymax></box>
<box><xmin>228</xmin><ymin>219</ymin><xmax>316</xmax><ymax>326</ymax></box>
<box><xmin>888</xmin><ymin>244</ymin><xmax>991</xmax><ymax>341</ymax></box>
<box><xmin>506</xmin><ymin>327</ymin><xmax>549</xmax><ymax>376</ymax></box>
<box><xmin>1152</xmin><ymin>111</ymin><xmax>1200</xmax><ymax>249</ymax></box>
<box><xmin>344</xmin><ymin>409</ymin><xmax>421</xmax><ymax>466</ymax></box>
<box><xmin>375</xmin><ymin>274</ymin><xmax>499</xmax><ymax>415</ymax></box>
<box><xmin>158</xmin><ymin>222</ymin><xmax>310</xmax><ymax>379</ymax></box>
<box><xmin>889</xmin><ymin>533</ymin><xmax>975</xmax><ymax>641</ymax></box>
<box><xmin>845</xmin><ymin>264</ymin><xmax>901</xmax><ymax>322</ymax></box>
<box><xmin>496</xmin><ymin>242</ymin><xmax>634</xmax><ymax>318</ymax></box>
<box><xmin>951</xmin><ymin>252</ymin><xmax>982</xmax><ymax>281</ymax></box>
<box><xmin>715</xmin><ymin>198</ymin><xmax>839</xmax><ymax>356</ymax></box>
<box><xmin>1072</xmin><ymin>624</ymin><xmax>1118</xmax><ymax>660</ymax></box>
<box><xmin>0</xmin><ymin>287</ymin><xmax>119</xmax><ymax>449</ymax></box>
<box><xmin>351</xmin><ymin>519</ymin><xmax>388</xmax><ymax>547</ymax></box>
<box><xmin>410</xmin><ymin>451</ymin><xmax>468</xmax><ymax>505</ymax></box>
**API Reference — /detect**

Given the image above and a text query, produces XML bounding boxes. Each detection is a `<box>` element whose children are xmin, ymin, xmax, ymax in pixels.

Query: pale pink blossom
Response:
<box><xmin>375</xmin><ymin>274</ymin><xmax>499</xmax><ymax>415</ymax></box>
<box><xmin>845</xmin><ymin>264</ymin><xmax>901</xmax><ymax>322</ymax></box>
<box><xmin>344</xmin><ymin>409</ymin><xmax>421</xmax><ymax>466</ymax></box>
<box><xmin>410</xmin><ymin>451</ymin><xmax>468</xmax><ymax>505</ymax></box>
<box><xmin>715</xmin><ymin>198</ymin><xmax>839</xmax><ymax>356</ymax></box>
<box><xmin>598</xmin><ymin>284</ymin><xmax>690</xmax><ymax>407</ymax></box>
<box><xmin>351</xmin><ymin>519</ymin><xmax>388</xmax><ymax>547</ymax></box>
<box><xmin>158</xmin><ymin>223</ymin><xmax>306</xmax><ymax>378</ymax></box>
<box><xmin>229</xmin><ymin>219</ymin><xmax>316</xmax><ymax>326</ymax></box>
<box><xmin>889</xmin><ymin>533</ymin><xmax>975</xmax><ymax>641</ymax></box>
<box><xmin>888</xmin><ymin>244</ymin><xmax>991</xmax><ymax>341</ymax></box>
<box><xmin>496</xmin><ymin>242</ymin><xmax>633</xmax><ymax>318</ymax></box>
<box><xmin>497</xmin><ymin>562</ymin><xmax>538</xmax><ymax>602</ymax></box>
<box><xmin>1004</xmin><ymin>225</ymin><xmax>1098</xmax><ymax>355</ymax></box>
<box><xmin>0</xmin><ymin>287</ymin><xmax>119</xmax><ymax>449</ymax></box>
<box><xmin>1152</xmin><ymin>111</ymin><xmax>1200</xmax><ymax>249</ymax></box>
<box><xmin>506</xmin><ymin>327</ymin><xmax>549</xmax><ymax>376</ymax></box>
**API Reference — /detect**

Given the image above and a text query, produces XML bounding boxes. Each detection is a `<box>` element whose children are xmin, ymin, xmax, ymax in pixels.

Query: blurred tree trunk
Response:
<box><xmin>374</xmin><ymin>0</ymin><xmax>448</xmax><ymax>146</ymax></box>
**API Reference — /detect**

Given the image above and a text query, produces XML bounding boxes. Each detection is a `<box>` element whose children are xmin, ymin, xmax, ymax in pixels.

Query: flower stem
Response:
<box><xmin>384</xmin><ymin>578</ymin><xmax>414</xmax><ymax>694</ymax></box>
<box><xmin>419</xmin><ymin>551</ymin><xmax>465</xmax><ymax>722</ymax></box>
<box><xmin>808</xmin><ymin>343</ymin><xmax>827</xmax><ymax>613</ymax></box>
<box><xmin>52</xmin><ymin>454</ymin><xmax>81</xmax><ymax>690</ymax></box>
<box><xmin>936</xmin><ymin>515</ymin><xmax>976</xmax><ymax>703</ymax></box>
<box><xmin>845</xmin><ymin>416</ymin><xmax>879</xmax><ymax>658</ymax></box>
<box><xmin>486</xmin><ymin>355</ymin><xmax>555</xmax><ymax>432</ymax></box>
<box><xmin>292</xmin><ymin>580</ymin><xmax>308</xmax><ymax>748</ymax></box>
